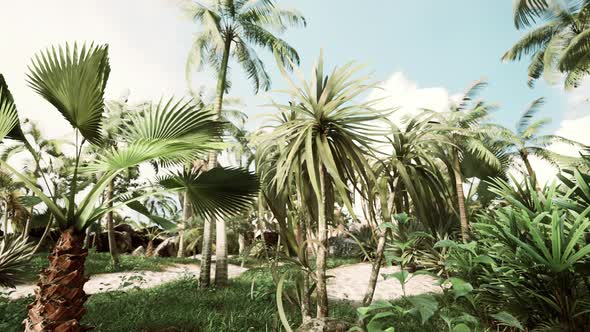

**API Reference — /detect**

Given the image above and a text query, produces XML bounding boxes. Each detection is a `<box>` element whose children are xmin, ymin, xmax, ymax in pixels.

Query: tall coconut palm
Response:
<box><xmin>488</xmin><ymin>97</ymin><xmax>582</xmax><ymax>189</ymax></box>
<box><xmin>183</xmin><ymin>0</ymin><xmax>305</xmax><ymax>287</ymax></box>
<box><xmin>262</xmin><ymin>52</ymin><xmax>388</xmax><ymax>318</ymax></box>
<box><xmin>503</xmin><ymin>0</ymin><xmax>590</xmax><ymax>88</ymax></box>
<box><xmin>0</xmin><ymin>43</ymin><xmax>257</xmax><ymax>331</ymax></box>
<box><xmin>432</xmin><ymin>80</ymin><xmax>502</xmax><ymax>241</ymax></box>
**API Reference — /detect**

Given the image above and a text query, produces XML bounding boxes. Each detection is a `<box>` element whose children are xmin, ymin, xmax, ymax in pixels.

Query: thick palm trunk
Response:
<box><xmin>24</xmin><ymin>226</ymin><xmax>90</xmax><ymax>332</ymax></box>
<box><xmin>362</xmin><ymin>230</ymin><xmax>387</xmax><ymax>306</ymax></box>
<box><xmin>452</xmin><ymin>149</ymin><xmax>469</xmax><ymax>241</ymax></box>
<box><xmin>316</xmin><ymin>164</ymin><xmax>329</xmax><ymax>318</ymax></box>
<box><xmin>105</xmin><ymin>180</ymin><xmax>118</xmax><ymax>266</ymax></box>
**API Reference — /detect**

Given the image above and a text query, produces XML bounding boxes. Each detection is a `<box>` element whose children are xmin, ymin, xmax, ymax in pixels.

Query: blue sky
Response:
<box><xmin>237</xmin><ymin>0</ymin><xmax>568</xmax><ymax>132</ymax></box>
<box><xmin>1</xmin><ymin>0</ymin><xmax>587</xmax><ymax>163</ymax></box>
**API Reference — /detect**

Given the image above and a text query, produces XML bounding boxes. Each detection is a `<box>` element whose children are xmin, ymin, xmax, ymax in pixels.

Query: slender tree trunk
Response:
<box><xmin>82</xmin><ymin>227</ymin><xmax>90</xmax><ymax>249</ymax></box>
<box><xmin>3</xmin><ymin>201</ymin><xmax>8</xmax><ymax>236</ymax></box>
<box><xmin>238</xmin><ymin>234</ymin><xmax>246</xmax><ymax>255</ymax></box>
<box><xmin>362</xmin><ymin>229</ymin><xmax>387</xmax><ymax>306</ymax></box>
<box><xmin>24</xmin><ymin>197</ymin><xmax>34</xmax><ymax>238</ymax></box>
<box><xmin>146</xmin><ymin>240</ymin><xmax>155</xmax><ymax>257</ymax></box>
<box><xmin>105</xmin><ymin>180</ymin><xmax>118</xmax><ymax>266</ymax></box>
<box><xmin>178</xmin><ymin>191</ymin><xmax>191</xmax><ymax>258</ymax></box>
<box><xmin>24</xmin><ymin>226</ymin><xmax>90</xmax><ymax>331</ymax></box>
<box><xmin>211</xmin><ymin>36</ymin><xmax>232</xmax><ymax>287</ymax></box>
<box><xmin>522</xmin><ymin>152</ymin><xmax>541</xmax><ymax>192</ymax></box>
<box><xmin>316</xmin><ymin>164</ymin><xmax>329</xmax><ymax>318</ymax></box>
<box><xmin>31</xmin><ymin>215</ymin><xmax>54</xmax><ymax>256</ymax></box>
<box><xmin>452</xmin><ymin>149</ymin><xmax>469</xmax><ymax>241</ymax></box>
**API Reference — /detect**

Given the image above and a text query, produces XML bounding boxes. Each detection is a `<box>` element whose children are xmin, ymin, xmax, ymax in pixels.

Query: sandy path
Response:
<box><xmin>327</xmin><ymin>263</ymin><xmax>440</xmax><ymax>303</ymax></box>
<box><xmin>2</xmin><ymin>263</ymin><xmax>248</xmax><ymax>300</ymax></box>
<box><xmin>3</xmin><ymin>262</ymin><xmax>439</xmax><ymax>303</ymax></box>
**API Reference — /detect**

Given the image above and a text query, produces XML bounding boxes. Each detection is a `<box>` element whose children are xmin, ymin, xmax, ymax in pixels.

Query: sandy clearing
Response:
<box><xmin>327</xmin><ymin>263</ymin><xmax>441</xmax><ymax>303</ymax></box>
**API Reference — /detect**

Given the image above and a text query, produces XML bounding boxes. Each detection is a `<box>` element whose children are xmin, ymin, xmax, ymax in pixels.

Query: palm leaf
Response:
<box><xmin>0</xmin><ymin>74</ymin><xmax>27</xmax><ymax>142</ymax></box>
<box><xmin>159</xmin><ymin>167</ymin><xmax>259</xmax><ymax>220</ymax></box>
<box><xmin>26</xmin><ymin>42</ymin><xmax>110</xmax><ymax>145</ymax></box>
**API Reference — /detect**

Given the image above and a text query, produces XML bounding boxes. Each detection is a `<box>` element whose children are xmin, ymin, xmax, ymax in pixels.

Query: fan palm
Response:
<box><xmin>0</xmin><ymin>42</ymin><xmax>257</xmax><ymax>331</ymax></box>
<box><xmin>432</xmin><ymin>80</ymin><xmax>503</xmax><ymax>241</ymax></box>
<box><xmin>260</xmin><ymin>52</ymin><xmax>388</xmax><ymax>318</ymax></box>
<box><xmin>503</xmin><ymin>0</ymin><xmax>590</xmax><ymax>88</ymax></box>
<box><xmin>182</xmin><ymin>0</ymin><xmax>305</xmax><ymax>287</ymax></box>
<box><xmin>488</xmin><ymin>97</ymin><xmax>582</xmax><ymax>189</ymax></box>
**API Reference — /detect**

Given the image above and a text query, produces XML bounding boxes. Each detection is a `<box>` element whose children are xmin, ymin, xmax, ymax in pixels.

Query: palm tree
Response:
<box><xmin>0</xmin><ymin>43</ymin><xmax>257</xmax><ymax>331</ymax></box>
<box><xmin>183</xmin><ymin>0</ymin><xmax>305</xmax><ymax>287</ymax></box>
<box><xmin>432</xmin><ymin>80</ymin><xmax>502</xmax><ymax>241</ymax></box>
<box><xmin>488</xmin><ymin>97</ymin><xmax>582</xmax><ymax>189</ymax></box>
<box><xmin>363</xmin><ymin>114</ymin><xmax>451</xmax><ymax>305</ymax></box>
<box><xmin>261</xmin><ymin>52</ymin><xmax>388</xmax><ymax>318</ymax></box>
<box><xmin>503</xmin><ymin>0</ymin><xmax>590</xmax><ymax>88</ymax></box>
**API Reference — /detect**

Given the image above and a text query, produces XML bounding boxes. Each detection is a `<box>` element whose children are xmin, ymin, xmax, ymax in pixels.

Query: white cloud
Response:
<box><xmin>529</xmin><ymin>113</ymin><xmax>590</xmax><ymax>185</ymax></box>
<box><xmin>368</xmin><ymin>72</ymin><xmax>453</xmax><ymax>126</ymax></box>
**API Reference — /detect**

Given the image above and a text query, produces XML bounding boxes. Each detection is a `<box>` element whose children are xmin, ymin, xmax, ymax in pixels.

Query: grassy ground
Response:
<box><xmin>25</xmin><ymin>251</ymin><xmax>197</xmax><ymax>282</ymax></box>
<box><xmin>2</xmin><ymin>254</ymin><xmax>449</xmax><ymax>331</ymax></box>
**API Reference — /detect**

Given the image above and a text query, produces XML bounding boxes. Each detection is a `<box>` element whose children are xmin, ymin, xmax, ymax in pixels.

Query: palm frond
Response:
<box><xmin>159</xmin><ymin>167</ymin><xmax>259</xmax><ymax>220</ymax></box>
<box><xmin>27</xmin><ymin>42</ymin><xmax>110</xmax><ymax>145</ymax></box>
<box><xmin>517</xmin><ymin>97</ymin><xmax>546</xmax><ymax>134</ymax></box>
<box><xmin>513</xmin><ymin>0</ymin><xmax>549</xmax><ymax>29</ymax></box>
<box><xmin>0</xmin><ymin>74</ymin><xmax>26</xmax><ymax>143</ymax></box>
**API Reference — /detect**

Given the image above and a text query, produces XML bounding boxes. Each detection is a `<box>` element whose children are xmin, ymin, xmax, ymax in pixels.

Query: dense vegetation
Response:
<box><xmin>1</xmin><ymin>0</ymin><xmax>590</xmax><ymax>331</ymax></box>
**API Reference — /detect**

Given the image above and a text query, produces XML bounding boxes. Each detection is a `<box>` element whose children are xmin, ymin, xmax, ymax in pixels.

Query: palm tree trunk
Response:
<box><xmin>213</xmin><ymin>36</ymin><xmax>232</xmax><ymax>287</ymax></box>
<box><xmin>316</xmin><ymin>164</ymin><xmax>329</xmax><ymax>318</ymax></box>
<box><xmin>178</xmin><ymin>191</ymin><xmax>191</xmax><ymax>258</ymax></box>
<box><xmin>522</xmin><ymin>152</ymin><xmax>541</xmax><ymax>192</ymax></box>
<box><xmin>105</xmin><ymin>180</ymin><xmax>118</xmax><ymax>266</ymax></box>
<box><xmin>362</xmin><ymin>229</ymin><xmax>387</xmax><ymax>306</ymax></box>
<box><xmin>25</xmin><ymin>226</ymin><xmax>90</xmax><ymax>332</ymax></box>
<box><xmin>24</xmin><ymin>198</ymin><xmax>34</xmax><ymax>238</ymax></box>
<box><xmin>146</xmin><ymin>240</ymin><xmax>155</xmax><ymax>257</ymax></box>
<box><xmin>238</xmin><ymin>233</ymin><xmax>246</xmax><ymax>255</ymax></box>
<box><xmin>3</xmin><ymin>201</ymin><xmax>8</xmax><ymax>235</ymax></box>
<box><xmin>452</xmin><ymin>149</ymin><xmax>469</xmax><ymax>241</ymax></box>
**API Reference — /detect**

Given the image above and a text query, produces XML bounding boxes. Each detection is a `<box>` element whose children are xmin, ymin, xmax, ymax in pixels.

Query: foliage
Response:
<box><xmin>504</xmin><ymin>0</ymin><xmax>590</xmax><ymax>88</ymax></box>
<box><xmin>0</xmin><ymin>235</ymin><xmax>34</xmax><ymax>288</ymax></box>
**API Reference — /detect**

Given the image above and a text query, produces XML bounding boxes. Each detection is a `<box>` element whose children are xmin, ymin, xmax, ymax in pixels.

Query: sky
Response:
<box><xmin>1</xmin><ymin>0</ymin><xmax>589</xmax><ymax>182</ymax></box>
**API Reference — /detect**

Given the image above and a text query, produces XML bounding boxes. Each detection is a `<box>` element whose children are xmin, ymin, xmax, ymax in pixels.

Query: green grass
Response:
<box><xmin>1</xmin><ymin>261</ymin><xmax>454</xmax><ymax>332</ymax></box>
<box><xmin>1</xmin><ymin>267</ymin><xmax>356</xmax><ymax>332</ymax></box>
<box><xmin>2</xmin><ymin>254</ymin><xmax>449</xmax><ymax>331</ymax></box>
<box><xmin>25</xmin><ymin>251</ymin><xmax>197</xmax><ymax>282</ymax></box>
